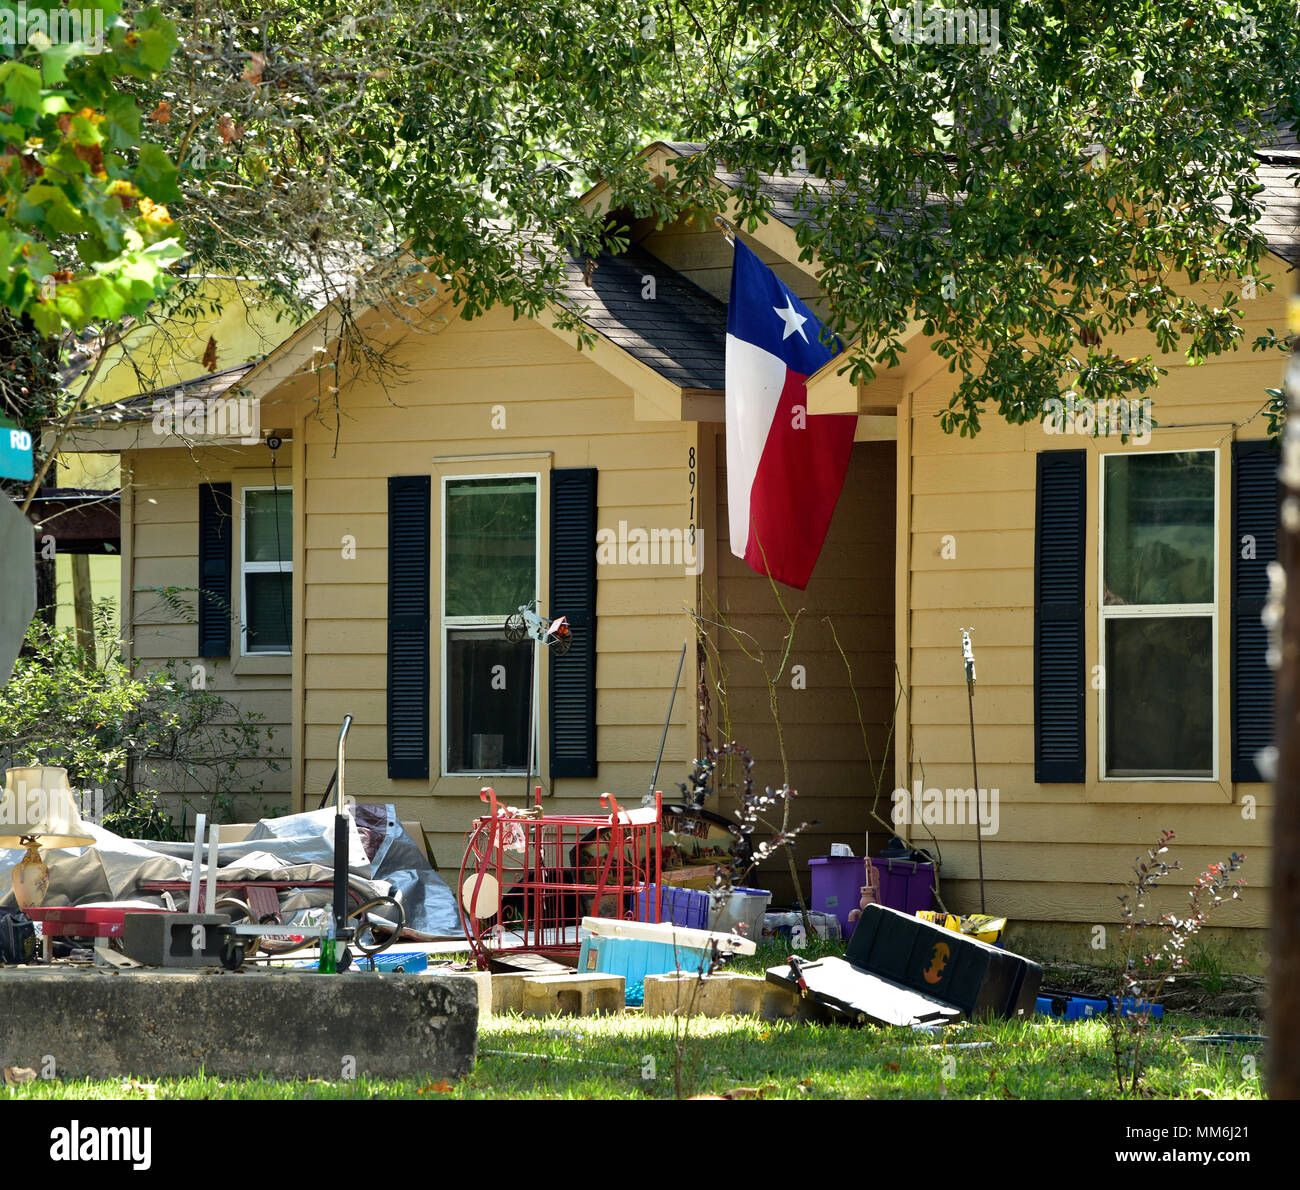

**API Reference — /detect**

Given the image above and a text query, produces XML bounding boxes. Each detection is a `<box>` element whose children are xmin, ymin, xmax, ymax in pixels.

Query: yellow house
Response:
<box><xmin>57</xmin><ymin>276</ymin><xmax>312</xmax><ymax>813</ymax></box>
<box><xmin>66</xmin><ymin>142</ymin><xmax>1295</xmax><ymax>965</ymax></box>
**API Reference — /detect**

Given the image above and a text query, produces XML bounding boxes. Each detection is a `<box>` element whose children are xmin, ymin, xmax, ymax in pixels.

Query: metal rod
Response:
<box><xmin>648</xmin><ymin>641</ymin><xmax>689</xmax><ymax>803</ymax></box>
<box><xmin>525</xmin><ymin>637</ymin><xmax>537</xmax><ymax>805</ymax></box>
<box><xmin>962</xmin><ymin>629</ymin><xmax>986</xmax><ymax>914</ymax></box>
<box><xmin>334</xmin><ymin>715</ymin><xmax>353</xmax><ymax>936</ymax></box>
<box><xmin>335</xmin><ymin>715</ymin><xmax>352</xmax><ymax>812</ymax></box>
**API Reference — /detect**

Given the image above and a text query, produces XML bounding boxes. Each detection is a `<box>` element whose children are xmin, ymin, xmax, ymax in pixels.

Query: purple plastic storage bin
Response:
<box><xmin>636</xmin><ymin>884</ymin><xmax>709</xmax><ymax>928</ymax></box>
<box><xmin>874</xmin><ymin>856</ymin><xmax>935</xmax><ymax>914</ymax></box>
<box><xmin>809</xmin><ymin>856</ymin><xmax>865</xmax><ymax>939</ymax></box>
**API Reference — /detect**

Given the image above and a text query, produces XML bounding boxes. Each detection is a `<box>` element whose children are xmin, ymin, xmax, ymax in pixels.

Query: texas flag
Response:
<box><xmin>725</xmin><ymin>239</ymin><xmax>857</xmax><ymax>590</ymax></box>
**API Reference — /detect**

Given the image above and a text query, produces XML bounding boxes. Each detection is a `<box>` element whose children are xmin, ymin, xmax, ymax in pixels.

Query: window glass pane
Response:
<box><xmin>246</xmin><ymin>572</ymin><xmax>291</xmax><ymax>652</ymax></box>
<box><xmin>445</xmin><ymin>478</ymin><xmax>536</xmax><ymax>617</ymax></box>
<box><xmin>1105</xmin><ymin>616</ymin><xmax>1212</xmax><ymax>776</ymax></box>
<box><xmin>1104</xmin><ymin>452</ymin><xmax>1214</xmax><ymax>605</ymax></box>
<box><xmin>446</xmin><ymin>630</ymin><xmax>534</xmax><ymax>772</ymax></box>
<box><xmin>245</xmin><ymin>490</ymin><xmax>292</xmax><ymax>563</ymax></box>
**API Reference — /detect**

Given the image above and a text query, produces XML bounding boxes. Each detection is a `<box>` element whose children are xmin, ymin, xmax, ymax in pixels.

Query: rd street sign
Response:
<box><xmin>0</xmin><ymin>416</ymin><xmax>34</xmax><ymax>482</ymax></box>
<box><xmin>0</xmin><ymin>494</ymin><xmax>36</xmax><ymax>687</ymax></box>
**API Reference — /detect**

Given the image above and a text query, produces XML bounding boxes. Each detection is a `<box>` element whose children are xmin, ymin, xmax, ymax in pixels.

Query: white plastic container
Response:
<box><xmin>705</xmin><ymin>887</ymin><xmax>773</xmax><ymax>942</ymax></box>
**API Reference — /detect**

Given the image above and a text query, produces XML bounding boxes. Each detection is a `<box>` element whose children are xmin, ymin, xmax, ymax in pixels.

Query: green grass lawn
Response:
<box><xmin>0</xmin><ymin>1008</ymin><xmax>1264</xmax><ymax>1101</ymax></box>
<box><xmin>0</xmin><ymin>941</ymin><xmax>1264</xmax><ymax>1101</ymax></box>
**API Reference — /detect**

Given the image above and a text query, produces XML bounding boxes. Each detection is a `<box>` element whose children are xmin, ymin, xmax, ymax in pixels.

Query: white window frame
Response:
<box><xmin>1097</xmin><ymin>448</ymin><xmax>1219</xmax><ymax>782</ymax></box>
<box><xmin>240</xmin><ymin>485</ymin><xmax>292</xmax><ymax>657</ymax></box>
<box><xmin>439</xmin><ymin>471</ymin><xmax>541</xmax><ymax>778</ymax></box>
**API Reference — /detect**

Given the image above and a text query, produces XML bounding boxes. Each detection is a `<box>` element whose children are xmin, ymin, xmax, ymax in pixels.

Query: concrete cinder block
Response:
<box><xmin>521</xmin><ymin>972</ymin><xmax>624</xmax><ymax>1016</ymax></box>
<box><xmin>490</xmin><ymin>971</ymin><xmax>531</xmax><ymax>1015</ymax></box>
<box><xmin>121</xmin><ymin>913</ymin><xmax>228</xmax><ymax>967</ymax></box>
<box><xmin>0</xmin><ymin>968</ymin><xmax>478</xmax><ymax>1080</ymax></box>
<box><xmin>438</xmin><ymin>971</ymin><xmax>491</xmax><ymax>1020</ymax></box>
<box><xmin>644</xmin><ymin>972</ymin><xmax>807</xmax><ymax>1020</ymax></box>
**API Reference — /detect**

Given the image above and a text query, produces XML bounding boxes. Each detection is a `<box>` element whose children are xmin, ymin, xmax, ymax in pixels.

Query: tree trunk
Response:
<box><xmin>1269</xmin><ymin>334</ymin><xmax>1300</xmax><ymax>1099</ymax></box>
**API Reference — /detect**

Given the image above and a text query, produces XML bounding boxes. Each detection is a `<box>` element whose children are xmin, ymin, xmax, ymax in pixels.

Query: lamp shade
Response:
<box><xmin>0</xmin><ymin>766</ymin><xmax>95</xmax><ymax>849</ymax></box>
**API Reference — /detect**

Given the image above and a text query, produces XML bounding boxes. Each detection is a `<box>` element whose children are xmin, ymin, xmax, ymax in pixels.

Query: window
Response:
<box><xmin>241</xmin><ymin>487</ymin><xmax>292</xmax><ymax>654</ymax></box>
<box><xmin>1100</xmin><ymin>450</ymin><xmax>1216</xmax><ymax>778</ymax></box>
<box><xmin>441</xmin><ymin>475</ymin><xmax>538</xmax><ymax>774</ymax></box>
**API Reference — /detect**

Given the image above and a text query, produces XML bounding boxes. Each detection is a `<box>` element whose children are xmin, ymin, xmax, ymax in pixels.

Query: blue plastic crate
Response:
<box><xmin>636</xmin><ymin>884</ymin><xmax>709</xmax><ymax>929</ymax></box>
<box><xmin>1113</xmin><ymin>996</ymin><xmax>1163</xmax><ymax>1019</ymax></box>
<box><xmin>578</xmin><ymin>933</ymin><xmax>711</xmax><ymax>1005</ymax></box>
<box><xmin>282</xmin><ymin>949</ymin><xmax>430</xmax><ymax>973</ymax></box>
<box><xmin>1036</xmin><ymin>992</ymin><xmax>1163</xmax><ymax>1021</ymax></box>
<box><xmin>1036</xmin><ymin>992</ymin><xmax>1109</xmax><ymax>1020</ymax></box>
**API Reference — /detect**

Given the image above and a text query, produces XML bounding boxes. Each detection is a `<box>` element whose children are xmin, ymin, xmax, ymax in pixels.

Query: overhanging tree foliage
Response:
<box><xmin>4</xmin><ymin>0</ymin><xmax>1300</xmax><ymax>442</ymax></box>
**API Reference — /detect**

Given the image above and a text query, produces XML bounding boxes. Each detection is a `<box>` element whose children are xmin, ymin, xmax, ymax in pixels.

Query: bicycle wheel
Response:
<box><xmin>503</xmin><ymin>613</ymin><xmax>527</xmax><ymax>643</ymax></box>
<box><xmin>346</xmin><ymin>896</ymin><xmax>406</xmax><ymax>956</ymax></box>
<box><xmin>551</xmin><ymin>629</ymin><xmax>572</xmax><ymax>656</ymax></box>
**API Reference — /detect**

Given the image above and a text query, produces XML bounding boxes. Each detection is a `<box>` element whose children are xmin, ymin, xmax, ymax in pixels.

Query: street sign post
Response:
<box><xmin>0</xmin><ymin>494</ymin><xmax>36</xmax><ymax>686</ymax></box>
<box><xmin>0</xmin><ymin>416</ymin><xmax>34</xmax><ymax>482</ymax></box>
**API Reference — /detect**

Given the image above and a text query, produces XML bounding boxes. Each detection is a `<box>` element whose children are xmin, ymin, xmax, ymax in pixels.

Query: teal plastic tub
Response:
<box><xmin>578</xmin><ymin>933</ymin><xmax>711</xmax><ymax>1005</ymax></box>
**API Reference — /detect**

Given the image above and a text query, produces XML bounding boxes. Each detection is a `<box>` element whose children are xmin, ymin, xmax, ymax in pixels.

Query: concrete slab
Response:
<box><xmin>0</xmin><ymin>967</ymin><xmax>477</xmax><ymax>1080</ymax></box>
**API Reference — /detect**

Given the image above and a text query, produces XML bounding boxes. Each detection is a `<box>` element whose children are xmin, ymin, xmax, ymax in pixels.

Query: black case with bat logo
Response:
<box><xmin>844</xmin><ymin>903</ymin><xmax>1041</xmax><ymax>1020</ymax></box>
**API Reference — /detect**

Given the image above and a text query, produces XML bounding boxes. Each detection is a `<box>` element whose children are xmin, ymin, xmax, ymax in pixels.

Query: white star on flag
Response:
<box><xmin>773</xmin><ymin>296</ymin><xmax>808</xmax><ymax>342</ymax></box>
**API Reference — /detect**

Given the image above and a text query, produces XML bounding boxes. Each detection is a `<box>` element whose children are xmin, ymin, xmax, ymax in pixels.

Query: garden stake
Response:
<box><xmin>962</xmin><ymin>629</ymin><xmax>986</xmax><ymax>913</ymax></box>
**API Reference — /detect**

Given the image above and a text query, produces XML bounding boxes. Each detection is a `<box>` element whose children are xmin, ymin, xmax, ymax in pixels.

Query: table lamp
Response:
<box><xmin>0</xmin><ymin>766</ymin><xmax>95</xmax><ymax>909</ymax></box>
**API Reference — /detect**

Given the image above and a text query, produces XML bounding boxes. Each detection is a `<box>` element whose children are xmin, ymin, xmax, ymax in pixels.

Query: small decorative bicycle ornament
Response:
<box><xmin>503</xmin><ymin>599</ymin><xmax>572</xmax><ymax>656</ymax></box>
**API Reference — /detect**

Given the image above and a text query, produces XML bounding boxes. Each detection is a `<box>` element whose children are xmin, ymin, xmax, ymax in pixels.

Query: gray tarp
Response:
<box><xmin>0</xmin><ymin>804</ymin><xmax>465</xmax><ymax>939</ymax></box>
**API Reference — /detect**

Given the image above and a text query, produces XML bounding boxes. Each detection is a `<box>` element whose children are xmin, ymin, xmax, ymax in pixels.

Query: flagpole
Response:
<box><xmin>962</xmin><ymin>628</ymin><xmax>987</xmax><ymax>913</ymax></box>
<box><xmin>714</xmin><ymin>215</ymin><xmax>737</xmax><ymax>244</ymax></box>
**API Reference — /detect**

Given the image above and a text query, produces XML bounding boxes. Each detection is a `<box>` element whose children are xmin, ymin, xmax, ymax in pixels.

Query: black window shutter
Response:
<box><xmin>1232</xmin><ymin>441</ymin><xmax>1280</xmax><ymax>783</ymax></box>
<box><xmin>1035</xmin><ymin>451</ymin><xmax>1086</xmax><ymax>783</ymax></box>
<box><xmin>197</xmin><ymin>482</ymin><xmax>232</xmax><ymax>658</ymax></box>
<box><xmin>387</xmin><ymin>475</ymin><xmax>431</xmax><ymax>780</ymax></box>
<box><xmin>550</xmin><ymin>468</ymin><xmax>597</xmax><ymax>780</ymax></box>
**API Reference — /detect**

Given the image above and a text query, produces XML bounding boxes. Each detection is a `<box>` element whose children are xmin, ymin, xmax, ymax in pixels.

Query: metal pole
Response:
<box><xmin>334</xmin><ymin>715</ymin><xmax>353</xmax><ymax>938</ymax></box>
<box><xmin>1269</xmin><ymin>303</ymin><xmax>1300</xmax><ymax>1100</ymax></box>
<box><xmin>525</xmin><ymin>638</ymin><xmax>537</xmax><ymax>805</ymax></box>
<box><xmin>963</xmin><ymin>629</ymin><xmax>986</xmax><ymax>913</ymax></box>
<box><xmin>647</xmin><ymin>641</ymin><xmax>688</xmax><ymax>803</ymax></box>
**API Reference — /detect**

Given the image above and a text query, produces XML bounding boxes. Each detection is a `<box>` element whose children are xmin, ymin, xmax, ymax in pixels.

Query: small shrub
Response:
<box><xmin>1111</xmin><ymin>829</ymin><xmax>1246</xmax><ymax>1095</ymax></box>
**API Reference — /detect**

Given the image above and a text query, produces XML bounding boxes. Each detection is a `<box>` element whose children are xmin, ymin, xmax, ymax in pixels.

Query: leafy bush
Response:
<box><xmin>0</xmin><ymin>620</ymin><xmax>281</xmax><ymax>839</ymax></box>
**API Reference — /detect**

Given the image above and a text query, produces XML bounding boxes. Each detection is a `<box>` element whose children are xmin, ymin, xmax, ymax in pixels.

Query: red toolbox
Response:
<box><xmin>27</xmin><ymin>907</ymin><xmax>167</xmax><ymax>939</ymax></box>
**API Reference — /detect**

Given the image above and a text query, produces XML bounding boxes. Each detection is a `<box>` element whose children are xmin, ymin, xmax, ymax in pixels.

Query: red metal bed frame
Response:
<box><xmin>458</xmin><ymin>786</ymin><xmax>662</xmax><ymax>969</ymax></box>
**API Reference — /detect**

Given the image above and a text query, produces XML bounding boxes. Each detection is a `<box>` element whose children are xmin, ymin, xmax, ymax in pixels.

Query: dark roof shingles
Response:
<box><xmin>559</xmin><ymin>244</ymin><xmax>727</xmax><ymax>391</ymax></box>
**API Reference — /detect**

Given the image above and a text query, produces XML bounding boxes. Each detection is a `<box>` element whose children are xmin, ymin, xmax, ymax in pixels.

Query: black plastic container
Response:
<box><xmin>846</xmin><ymin>903</ymin><xmax>1041</xmax><ymax>1020</ymax></box>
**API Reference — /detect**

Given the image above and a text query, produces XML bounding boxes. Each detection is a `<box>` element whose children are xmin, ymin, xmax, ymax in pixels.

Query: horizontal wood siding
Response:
<box><xmin>292</xmin><ymin>306</ymin><xmax>697</xmax><ymax>868</ymax></box>
<box><xmin>901</xmin><ymin>287</ymin><xmax>1289</xmax><ymax>932</ymax></box>
<box><xmin>709</xmin><ymin>435</ymin><xmax>897</xmax><ymax>903</ymax></box>
<box><xmin>122</xmin><ymin>447</ymin><xmax>293</xmax><ymax>811</ymax></box>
